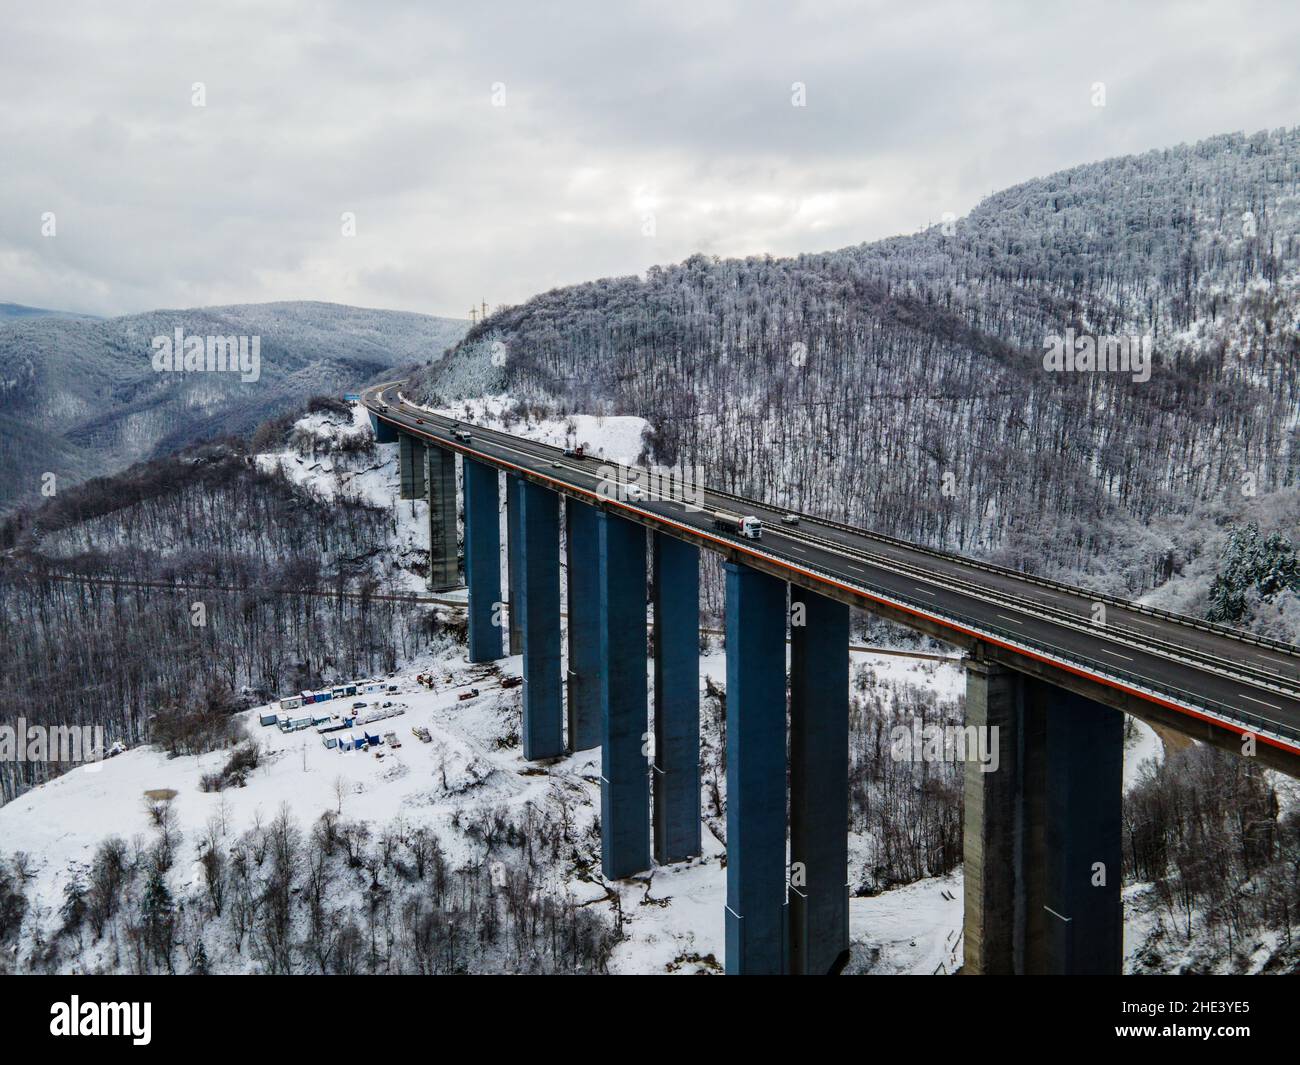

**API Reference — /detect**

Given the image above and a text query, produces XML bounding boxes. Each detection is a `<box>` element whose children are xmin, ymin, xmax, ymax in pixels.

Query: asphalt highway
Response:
<box><xmin>364</xmin><ymin>383</ymin><xmax>1300</xmax><ymax>757</ymax></box>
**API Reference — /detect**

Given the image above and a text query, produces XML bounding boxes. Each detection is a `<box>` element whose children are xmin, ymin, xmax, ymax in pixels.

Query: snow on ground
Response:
<box><xmin>845</xmin><ymin>874</ymin><xmax>964</xmax><ymax>974</ymax></box>
<box><xmin>0</xmin><ymin>639</ymin><xmax>976</xmax><ymax>975</ymax></box>
<box><xmin>254</xmin><ymin>403</ymin><xmax>444</xmax><ymax>596</ymax></box>
<box><xmin>0</xmin><ymin>581</ymin><xmax>1207</xmax><ymax>975</ymax></box>
<box><xmin>0</xmin><ymin>653</ymin><xmax>541</xmax><ymax>967</ymax></box>
<box><xmin>1124</xmin><ymin>716</ymin><xmax>1164</xmax><ymax>790</ymax></box>
<box><xmin>405</xmin><ymin>391</ymin><xmax>651</xmax><ymax>467</ymax></box>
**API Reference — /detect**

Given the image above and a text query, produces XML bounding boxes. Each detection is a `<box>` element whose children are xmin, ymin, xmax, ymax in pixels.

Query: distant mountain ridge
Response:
<box><xmin>0</xmin><ymin>303</ymin><xmax>100</xmax><ymax>322</ymax></box>
<box><xmin>0</xmin><ymin>300</ymin><xmax>466</xmax><ymax>512</ymax></box>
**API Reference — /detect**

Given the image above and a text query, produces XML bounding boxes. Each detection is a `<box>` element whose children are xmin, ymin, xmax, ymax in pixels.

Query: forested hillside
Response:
<box><xmin>0</xmin><ymin>301</ymin><xmax>466</xmax><ymax>514</ymax></box>
<box><xmin>413</xmin><ymin>128</ymin><xmax>1300</xmax><ymax>603</ymax></box>
<box><xmin>0</xmin><ymin>404</ymin><xmax>444</xmax><ymax>805</ymax></box>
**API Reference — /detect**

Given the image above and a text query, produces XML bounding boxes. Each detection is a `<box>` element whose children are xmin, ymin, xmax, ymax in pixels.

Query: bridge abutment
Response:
<box><xmin>463</xmin><ymin>458</ymin><xmax>503</xmax><ymax>663</ymax></box>
<box><xmin>652</xmin><ymin>531</ymin><xmax>701</xmax><ymax>865</ymax></box>
<box><xmin>598</xmin><ymin>512</ymin><xmax>651</xmax><ymax>878</ymax></box>
<box><xmin>788</xmin><ymin>587</ymin><xmax>850</xmax><ymax>975</ymax></box>
<box><xmin>565</xmin><ymin>498</ymin><xmax>602</xmax><ymax>752</ymax></box>
<box><xmin>518</xmin><ymin>480</ymin><xmax>563</xmax><ymax>760</ymax></box>
<box><xmin>723</xmin><ymin>561</ymin><xmax>789</xmax><ymax>975</ymax></box>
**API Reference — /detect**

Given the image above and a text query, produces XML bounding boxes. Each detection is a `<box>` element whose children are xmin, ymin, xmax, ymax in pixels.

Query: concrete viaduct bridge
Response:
<box><xmin>364</xmin><ymin>383</ymin><xmax>1300</xmax><ymax>975</ymax></box>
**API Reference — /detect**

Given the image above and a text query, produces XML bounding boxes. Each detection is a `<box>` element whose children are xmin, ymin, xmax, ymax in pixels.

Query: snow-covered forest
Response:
<box><xmin>0</xmin><ymin>401</ymin><xmax>441</xmax><ymax>804</ymax></box>
<box><xmin>0</xmin><ymin>301</ymin><xmax>466</xmax><ymax>516</ymax></box>
<box><xmin>414</xmin><ymin>128</ymin><xmax>1300</xmax><ymax>612</ymax></box>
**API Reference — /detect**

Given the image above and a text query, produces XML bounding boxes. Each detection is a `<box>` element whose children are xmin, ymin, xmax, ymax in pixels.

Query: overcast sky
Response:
<box><xmin>2</xmin><ymin>0</ymin><xmax>1298</xmax><ymax>320</ymax></box>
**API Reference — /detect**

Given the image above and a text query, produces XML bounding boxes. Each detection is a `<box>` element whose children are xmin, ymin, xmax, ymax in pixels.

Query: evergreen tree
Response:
<box><xmin>140</xmin><ymin>868</ymin><xmax>174</xmax><ymax>969</ymax></box>
<box><xmin>1207</xmin><ymin>522</ymin><xmax>1300</xmax><ymax>623</ymax></box>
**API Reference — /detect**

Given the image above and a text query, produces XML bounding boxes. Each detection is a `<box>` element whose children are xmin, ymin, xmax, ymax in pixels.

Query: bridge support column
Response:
<box><xmin>462</xmin><ymin>458</ymin><xmax>502</xmax><ymax>663</ymax></box>
<box><xmin>518</xmin><ymin>481</ymin><xmax>563</xmax><ymax>760</ymax></box>
<box><xmin>598</xmin><ymin>511</ymin><xmax>650</xmax><ymax>879</ymax></box>
<box><xmin>962</xmin><ymin>659</ymin><xmax>1025</xmax><ymax>975</ymax></box>
<box><xmin>505</xmin><ymin>476</ymin><xmax>523</xmax><ymax>656</ymax></box>
<box><xmin>723</xmin><ymin>562</ymin><xmax>788</xmax><ymax>975</ymax></box>
<box><xmin>1035</xmin><ymin>683</ymin><xmax>1123</xmax><ymax>975</ymax></box>
<box><xmin>426</xmin><ymin>446</ymin><xmax>459</xmax><ymax>591</ymax></box>
<box><xmin>398</xmin><ymin>433</ymin><xmax>426</xmax><ymax>500</ymax></box>
<box><xmin>788</xmin><ymin>588</ymin><xmax>850</xmax><ymax>975</ymax></box>
<box><xmin>565</xmin><ymin>498</ymin><xmax>601</xmax><ymax>752</ymax></box>
<box><xmin>652</xmin><ymin>532</ymin><xmax>700</xmax><ymax>865</ymax></box>
<box><xmin>962</xmin><ymin>660</ymin><xmax>1123</xmax><ymax>975</ymax></box>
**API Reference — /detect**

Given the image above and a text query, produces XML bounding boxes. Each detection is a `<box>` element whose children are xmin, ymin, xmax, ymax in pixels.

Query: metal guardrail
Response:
<box><xmin>774</xmin><ymin>547</ymin><xmax>1300</xmax><ymax>750</ymax></box>
<box><xmin>781</xmin><ymin>524</ymin><xmax>1300</xmax><ymax>698</ymax></box>
<box><xmin>701</xmin><ymin>482</ymin><xmax>1300</xmax><ymax>659</ymax></box>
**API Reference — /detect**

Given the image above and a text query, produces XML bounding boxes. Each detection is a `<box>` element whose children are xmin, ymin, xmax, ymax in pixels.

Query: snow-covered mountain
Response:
<box><xmin>0</xmin><ymin>300</ymin><xmax>466</xmax><ymax>514</ymax></box>
<box><xmin>0</xmin><ymin>303</ymin><xmax>100</xmax><ymax>322</ymax></box>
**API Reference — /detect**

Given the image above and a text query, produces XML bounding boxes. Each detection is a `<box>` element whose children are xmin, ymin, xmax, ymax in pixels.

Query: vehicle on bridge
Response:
<box><xmin>563</xmin><ymin>445</ymin><xmax>585</xmax><ymax>458</ymax></box>
<box><xmin>713</xmin><ymin>509</ymin><xmax>763</xmax><ymax>540</ymax></box>
<box><xmin>454</xmin><ymin>428</ymin><xmax>472</xmax><ymax>442</ymax></box>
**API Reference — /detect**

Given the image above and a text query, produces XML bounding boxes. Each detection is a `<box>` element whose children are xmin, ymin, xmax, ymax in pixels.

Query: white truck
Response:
<box><xmin>712</xmin><ymin>508</ymin><xmax>763</xmax><ymax>540</ymax></box>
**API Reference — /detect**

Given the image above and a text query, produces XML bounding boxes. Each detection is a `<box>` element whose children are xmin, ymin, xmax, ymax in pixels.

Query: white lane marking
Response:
<box><xmin>914</xmin><ymin>587</ymin><xmax>936</xmax><ymax>597</ymax></box>
<box><xmin>1126</xmin><ymin>618</ymin><xmax>1163</xmax><ymax>629</ymax></box>
<box><xmin>1100</xmin><ymin>648</ymin><xmax>1133</xmax><ymax>662</ymax></box>
<box><xmin>1240</xmin><ymin>693</ymin><xmax>1283</xmax><ymax>712</ymax></box>
<box><xmin>996</xmin><ymin>614</ymin><xmax>1023</xmax><ymax>625</ymax></box>
<box><xmin>847</xmin><ymin>564</ymin><xmax>865</xmax><ymax>573</ymax></box>
<box><xmin>786</xmin><ymin>545</ymin><xmax>807</xmax><ymax>553</ymax></box>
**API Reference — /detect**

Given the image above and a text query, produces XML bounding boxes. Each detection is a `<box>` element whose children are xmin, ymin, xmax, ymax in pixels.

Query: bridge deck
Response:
<box><xmin>364</xmin><ymin>383</ymin><xmax>1300</xmax><ymax>773</ymax></box>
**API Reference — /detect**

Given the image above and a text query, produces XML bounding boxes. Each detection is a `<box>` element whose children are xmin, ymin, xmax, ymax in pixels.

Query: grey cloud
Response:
<box><xmin>1</xmin><ymin>0</ymin><xmax>1297</xmax><ymax>318</ymax></box>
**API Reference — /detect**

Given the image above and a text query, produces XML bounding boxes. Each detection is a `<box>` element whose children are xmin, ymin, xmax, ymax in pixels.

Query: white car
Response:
<box><xmin>782</xmin><ymin>513</ymin><xmax>799</xmax><ymax>525</ymax></box>
<box><xmin>626</xmin><ymin>484</ymin><xmax>645</xmax><ymax>501</ymax></box>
